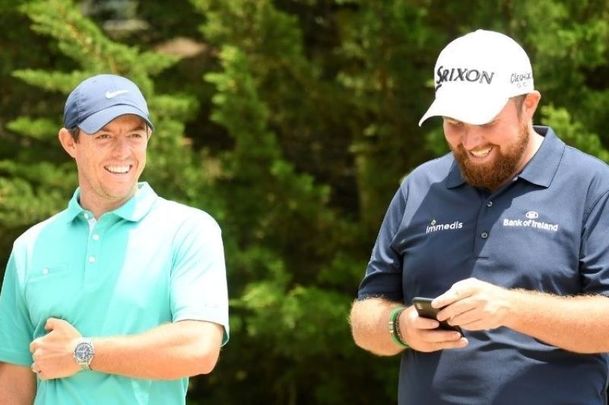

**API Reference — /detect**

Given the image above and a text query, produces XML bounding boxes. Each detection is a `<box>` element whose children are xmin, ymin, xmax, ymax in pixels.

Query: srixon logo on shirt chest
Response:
<box><xmin>435</xmin><ymin>65</ymin><xmax>495</xmax><ymax>90</ymax></box>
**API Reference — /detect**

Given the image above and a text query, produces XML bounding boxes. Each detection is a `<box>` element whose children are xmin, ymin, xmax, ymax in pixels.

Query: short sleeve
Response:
<box><xmin>357</xmin><ymin>184</ymin><xmax>407</xmax><ymax>302</ymax></box>
<box><xmin>0</xmin><ymin>247</ymin><xmax>34</xmax><ymax>365</ymax></box>
<box><xmin>580</xmin><ymin>190</ymin><xmax>609</xmax><ymax>294</ymax></box>
<box><xmin>170</xmin><ymin>213</ymin><xmax>229</xmax><ymax>345</ymax></box>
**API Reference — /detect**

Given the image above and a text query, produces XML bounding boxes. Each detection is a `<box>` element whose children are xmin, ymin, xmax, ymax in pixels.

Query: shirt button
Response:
<box><xmin>84</xmin><ymin>213</ymin><xmax>90</xmax><ymax>219</ymax></box>
<box><xmin>92</xmin><ymin>234</ymin><xmax>100</xmax><ymax>241</ymax></box>
<box><xmin>481</xmin><ymin>232</ymin><xmax>489</xmax><ymax>239</ymax></box>
<box><xmin>486</xmin><ymin>201</ymin><xmax>493</xmax><ymax>207</ymax></box>
<box><xmin>88</xmin><ymin>256</ymin><xmax>96</xmax><ymax>263</ymax></box>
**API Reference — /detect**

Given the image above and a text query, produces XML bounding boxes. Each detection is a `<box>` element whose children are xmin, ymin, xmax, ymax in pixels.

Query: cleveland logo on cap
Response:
<box><xmin>435</xmin><ymin>65</ymin><xmax>495</xmax><ymax>90</ymax></box>
<box><xmin>510</xmin><ymin>72</ymin><xmax>533</xmax><ymax>88</ymax></box>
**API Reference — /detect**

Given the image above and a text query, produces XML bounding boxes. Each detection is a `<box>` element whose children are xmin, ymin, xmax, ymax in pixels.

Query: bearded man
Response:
<box><xmin>350</xmin><ymin>29</ymin><xmax>609</xmax><ymax>405</ymax></box>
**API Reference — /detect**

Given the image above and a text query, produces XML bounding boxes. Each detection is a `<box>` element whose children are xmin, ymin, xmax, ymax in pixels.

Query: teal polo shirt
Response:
<box><xmin>0</xmin><ymin>182</ymin><xmax>229</xmax><ymax>404</ymax></box>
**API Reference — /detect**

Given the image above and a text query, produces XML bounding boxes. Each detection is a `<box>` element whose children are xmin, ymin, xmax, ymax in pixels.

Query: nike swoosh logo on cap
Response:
<box><xmin>105</xmin><ymin>90</ymin><xmax>129</xmax><ymax>99</ymax></box>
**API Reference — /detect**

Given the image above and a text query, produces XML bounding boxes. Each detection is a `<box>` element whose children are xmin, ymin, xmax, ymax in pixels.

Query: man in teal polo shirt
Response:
<box><xmin>0</xmin><ymin>74</ymin><xmax>229</xmax><ymax>404</ymax></box>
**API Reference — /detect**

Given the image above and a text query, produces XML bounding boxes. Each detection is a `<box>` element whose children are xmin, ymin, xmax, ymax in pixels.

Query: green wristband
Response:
<box><xmin>388</xmin><ymin>306</ymin><xmax>409</xmax><ymax>349</ymax></box>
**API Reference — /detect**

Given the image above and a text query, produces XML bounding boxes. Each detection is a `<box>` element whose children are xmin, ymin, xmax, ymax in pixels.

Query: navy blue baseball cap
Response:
<box><xmin>63</xmin><ymin>74</ymin><xmax>154</xmax><ymax>134</ymax></box>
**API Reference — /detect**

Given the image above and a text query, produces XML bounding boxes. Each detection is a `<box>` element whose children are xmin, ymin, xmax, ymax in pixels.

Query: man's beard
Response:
<box><xmin>451</xmin><ymin>123</ymin><xmax>529</xmax><ymax>190</ymax></box>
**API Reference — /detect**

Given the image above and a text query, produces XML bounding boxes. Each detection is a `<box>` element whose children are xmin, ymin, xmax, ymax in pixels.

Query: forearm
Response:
<box><xmin>505</xmin><ymin>291</ymin><xmax>609</xmax><ymax>353</ymax></box>
<box><xmin>349</xmin><ymin>298</ymin><xmax>405</xmax><ymax>356</ymax></box>
<box><xmin>90</xmin><ymin>320</ymin><xmax>223</xmax><ymax>380</ymax></box>
<box><xmin>0</xmin><ymin>362</ymin><xmax>36</xmax><ymax>404</ymax></box>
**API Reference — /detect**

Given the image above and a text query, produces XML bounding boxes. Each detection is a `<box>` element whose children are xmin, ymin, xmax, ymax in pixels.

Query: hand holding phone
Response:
<box><xmin>412</xmin><ymin>296</ymin><xmax>462</xmax><ymax>333</ymax></box>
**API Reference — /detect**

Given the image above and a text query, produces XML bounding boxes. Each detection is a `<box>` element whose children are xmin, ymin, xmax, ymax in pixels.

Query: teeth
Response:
<box><xmin>106</xmin><ymin>165</ymin><xmax>130</xmax><ymax>174</ymax></box>
<box><xmin>470</xmin><ymin>147</ymin><xmax>492</xmax><ymax>158</ymax></box>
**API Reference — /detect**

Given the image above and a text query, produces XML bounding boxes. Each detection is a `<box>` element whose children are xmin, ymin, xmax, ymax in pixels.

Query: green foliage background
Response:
<box><xmin>1</xmin><ymin>0</ymin><xmax>609</xmax><ymax>403</ymax></box>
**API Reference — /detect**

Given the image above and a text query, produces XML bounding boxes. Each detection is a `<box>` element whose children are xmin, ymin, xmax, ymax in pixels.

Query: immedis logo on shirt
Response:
<box><xmin>502</xmin><ymin>210</ymin><xmax>559</xmax><ymax>232</ymax></box>
<box><xmin>425</xmin><ymin>219</ymin><xmax>464</xmax><ymax>234</ymax></box>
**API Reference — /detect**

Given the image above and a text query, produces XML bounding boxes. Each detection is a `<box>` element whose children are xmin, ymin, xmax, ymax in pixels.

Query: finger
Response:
<box><xmin>432</xmin><ymin>288</ymin><xmax>462</xmax><ymax>308</ymax></box>
<box><xmin>420</xmin><ymin>336</ymin><xmax>469</xmax><ymax>353</ymax></box>
<box><xmin>440</xmin><ymin>305</ymin><xmax>479</xmax><ymax>324</ymax></box>
<box><xmin>420</xmin><ymin>329</ymin><xmax>464</xmax><ymax>343</ymax></box>
<box><xmin>436</xmin><ymin>336</ymin><xmax>469</xmax><ymax>350</ymax></box>
<box><xmin>31</xmin><ymin>363</ymin><xmax>40</xmax><ymax>374</ymax></box>
<box><xmin>436</xmin><ymin>299</ymin><xmax>476</xmax><ymax>323</ymax></box>
<box><xmin>415</xmin><ymin>316</ymin><xmax>441</xmax><ymax>330</ymax></box>
<box><xmin>29</xmin><ymin>339</ymin><xmax>39</xmax><ymax>353</ymax></box>
<box><xmin>433</xmin><ymin>279</ymin><xmax>478</xmax><ymax>308</ymax></box>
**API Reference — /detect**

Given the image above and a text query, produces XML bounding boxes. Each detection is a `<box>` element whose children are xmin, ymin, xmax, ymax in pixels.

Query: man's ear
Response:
<box><xmin>523</xmin><ymin>91</ymin><xmax>541</xmax><ymax>120</ymax></box>
<box><xmin>58</xmin><ymin>128</ymin><xmax>77</xmax><ymax>158</ymax></box>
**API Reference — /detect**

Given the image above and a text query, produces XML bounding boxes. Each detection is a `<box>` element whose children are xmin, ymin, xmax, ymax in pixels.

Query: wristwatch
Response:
<box><xmin>73</xmin><ymin>338</ymin><xmax>95</xmax><ymax>370</ymax></box>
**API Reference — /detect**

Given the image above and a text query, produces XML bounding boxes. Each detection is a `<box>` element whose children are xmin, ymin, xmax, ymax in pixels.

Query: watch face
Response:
<box><xmin>75</xmin><ymin>342</ymin><xmax>94</xmax><ymax>361</ymax></box>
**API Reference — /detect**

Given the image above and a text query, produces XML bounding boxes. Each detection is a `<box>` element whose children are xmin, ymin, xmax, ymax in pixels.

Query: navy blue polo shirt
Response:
<box><xmin>358</xmin><ymin>127</ymin><xmax>609</xmax><ymax>404</ymax></box>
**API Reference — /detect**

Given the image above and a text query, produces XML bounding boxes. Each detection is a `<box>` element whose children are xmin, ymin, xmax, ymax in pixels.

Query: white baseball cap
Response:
<box><xmin>419</xmin><ymin>29</ymin><xmax>534</xmax><ymax>126</ymax></box>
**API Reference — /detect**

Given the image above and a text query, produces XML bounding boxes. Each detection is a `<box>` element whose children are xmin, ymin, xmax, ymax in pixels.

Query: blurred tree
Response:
<box><xmin>81</xmin><ymin>0</ymin><xmax>150</xmax><ymax>37</ymax></box>
<box><xmin>3</xmin><ymin>0</ymin><xmax>609</xmax><ymax>404</ymax></box>
<box><xmin>192</xmin><ymin>1</ymin><xmax>397</xmax><ymax>402</ymax></box>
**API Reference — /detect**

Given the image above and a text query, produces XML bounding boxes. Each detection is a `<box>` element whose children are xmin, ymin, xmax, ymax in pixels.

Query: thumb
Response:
<box><xmin>45</xmin><ymin>317</ymin><xmax>63</xmax><ymax>331</ymax></box>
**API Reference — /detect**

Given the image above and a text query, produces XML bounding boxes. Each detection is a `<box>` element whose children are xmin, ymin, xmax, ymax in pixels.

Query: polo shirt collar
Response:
<box><xmin>517</xmin><ymin>126</ymin><xmax>564</xmax><ymax>188</ymax></box>
<box><xmin>112</xmin><ymin>182</ymin><xmax>158</xmax><ymax>221</ymax></box>
<box><xmin>64</xmin><ymin>182</ymin><xmax>158</xmax><ymax>223</ymax></box>
<box><xmin>446</xmin><ymin>161</ymin><xmax>464</xmax><ymax>188</ymax></box>
<box><xmin>446</xmin><ymin>126</ymin><xmax>564</xmax><ymax>189</ymax></box>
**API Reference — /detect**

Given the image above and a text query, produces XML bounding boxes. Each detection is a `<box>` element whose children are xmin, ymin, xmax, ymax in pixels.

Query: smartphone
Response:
<box><xmin>412</xmin><ymin>296</ymin><xmax>462</xmax><ymax>333</ymax></box>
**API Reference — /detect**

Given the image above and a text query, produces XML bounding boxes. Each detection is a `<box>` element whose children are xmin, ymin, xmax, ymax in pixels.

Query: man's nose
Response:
<box><xmin>111</xmin><ymin>136</ymin><xmax>131</xmax><ymax>156</ymax></box>
<box><xmin>460</xmin><ymin>126</ymin><xmax>484</xmax><ymax>150</ymax></box>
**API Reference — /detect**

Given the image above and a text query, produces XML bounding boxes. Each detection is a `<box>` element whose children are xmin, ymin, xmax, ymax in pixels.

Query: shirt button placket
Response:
<box><xmin>482</xmin><ymin>201</ymin><xmax>493</xmax><ymax>238</ymax></box>
<box><xmin>89</xmin><ymin>228</ymin><xmax>98</xmax><ymax>264</ymax></box>
<box><xmin>85</xmin><ymin>225</ymin><xmax>101</xmax><ymax>286</ymax></box>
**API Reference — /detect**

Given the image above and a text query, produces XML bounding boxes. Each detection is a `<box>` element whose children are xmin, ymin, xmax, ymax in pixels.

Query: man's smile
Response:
<box><xmin>105</xmin><ymin>164</ymin><xmax>131</xmax><ymax>174</ymax></box>
<box><xmin>467</xmin><ymin>146</ymin><xmax>493</xmax><ymax>159</ymax></box>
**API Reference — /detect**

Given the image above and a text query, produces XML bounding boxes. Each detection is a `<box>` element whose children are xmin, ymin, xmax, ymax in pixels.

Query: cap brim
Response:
<box><xmin>78</xmin><ymin>105</ymin><xmax>154</xmax><ymax>134</ymax></box>
<box><xmin>418</xmin><ymin>93</ymin><xmax>509</xmax><ymax>126</ymax></box>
